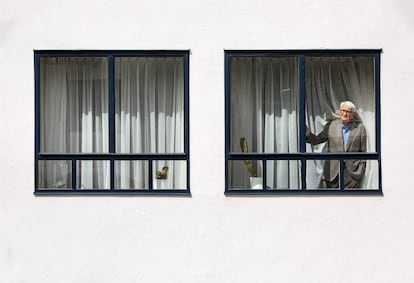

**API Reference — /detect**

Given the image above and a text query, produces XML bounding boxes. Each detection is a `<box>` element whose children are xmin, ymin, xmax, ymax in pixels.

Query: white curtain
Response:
<box><xmin>115</xmin><ymin>57</ymin><xmax>185</xmax><ymax>189</ymax></box>
<box><xmin>230</xmin><ymin>57</ymin><xmax>300</xmax><ymax>189</ymax></box>
<box><xmin>40</xmin><ymin>57</ymin><xmax>109</xmax><ymax>189</ymax></box>
<box><xmin>39</xmin><ymin>56</ymin><xmax>185</xmax><ymax>190</ymax></box>
<box><xmin>230</xmin><ymin>56</ymin><xmax>377</xmax><ymax>189</ymax></box>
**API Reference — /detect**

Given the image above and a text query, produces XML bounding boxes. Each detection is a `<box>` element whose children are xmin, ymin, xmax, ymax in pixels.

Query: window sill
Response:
<box><xmin>225</xmin><ymin>189</ymin><xmax>383</xmax><ymax>196</ymax></box>
<box><xmin>34</xmin><ymin>190</ymin><xmax>191</xmax><ymax>197</ymax></box>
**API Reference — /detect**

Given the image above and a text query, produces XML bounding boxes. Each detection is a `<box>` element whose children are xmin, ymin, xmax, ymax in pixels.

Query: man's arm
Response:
<box><xmin>306</xmin><ymin>122</ymin><xmax>330</xmax><ymax>145</ymax></box>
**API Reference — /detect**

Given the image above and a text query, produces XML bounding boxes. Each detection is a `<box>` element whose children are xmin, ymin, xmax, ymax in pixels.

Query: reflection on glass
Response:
<box><xmin>115</xmin><ymin>57</ymin><xmax>184</xmax><ymax>154</ymax></box>
<box><xmin>152</xmin><ymin>160</ymin><xmax>187</xmax><ymax>190</ymax></box>
<box><xmin>305</xmin><ymin>56</ymin><xmax>376</xmax><ymax>154</ymax></box>
<box><xmin>230</xmin><ymin>56</ymin><xmax>299</xmax><ymax>153</ymax></box>
<box><xmin>40</xmin><ymin>57</ymin><xmax>108</xmax><ymax>153</ymax></box>
<box><xmin>266</xmin><ymin>160</ymin><xmax>300</xmax><ymax>190</ymax></box>
<box><xmin>228</xmin><ymin>160</ymin><xmax>263</xmax><ymax>190</ymax></box>
<box><xmin>38</xmin><ymin>160</ymin><xmax>72</xmax><ymax>190</ymax></box>
<box><xmin>114</xmin><ymin>161</ymin><xmax>149</xmax><ymax>190</ymax></box>
<box><xmin>76</xmin><ymin>160</ymin><xmax>110</xmax><ymax>190</ymax></box>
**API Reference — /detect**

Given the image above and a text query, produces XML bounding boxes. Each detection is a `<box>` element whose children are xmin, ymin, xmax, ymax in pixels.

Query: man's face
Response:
<box><xmin>339</xmin><ymin>105</ymin><xmax>354</xmax><ymax>124</ymax></box>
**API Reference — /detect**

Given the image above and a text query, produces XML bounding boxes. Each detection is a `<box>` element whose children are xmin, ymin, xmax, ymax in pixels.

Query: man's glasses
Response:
<box><xmin>340</xmin><ymin>109</ymin><xmax>353</xmax><ymax>114</ymax></box>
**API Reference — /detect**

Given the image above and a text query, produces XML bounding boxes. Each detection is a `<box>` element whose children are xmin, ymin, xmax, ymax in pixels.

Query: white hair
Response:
<box><xmin>340</xmin><ymin>101</ymin><xmax>356</xmax><ymax>112</ymax></box>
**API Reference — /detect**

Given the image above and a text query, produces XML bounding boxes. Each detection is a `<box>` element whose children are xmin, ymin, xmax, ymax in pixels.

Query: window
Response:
<box><xmin>35</xmin><ymin>50</ymin><xmax>190</xmax><ymax>194</ymax></box>
<box><xmin>225</xmin><ymin>50</ymin><xmax>382</xmax><ymax>194</ymax></box>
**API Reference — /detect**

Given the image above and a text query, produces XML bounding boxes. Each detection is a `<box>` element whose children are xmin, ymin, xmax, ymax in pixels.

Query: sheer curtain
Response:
<box><xmin>40</xmin><ymin>57</ymin><xmax>109</xmax><ymax>189</ymax></box>
<box><xmin>305</xmin><ymin>56</ymin><xmax>377</xmax><ymax>188</ymax></box>
<box><xmin>230</xmin><ymin>57</ymin><xmax>300</xmax><ymax>189</ymax></box>
<box><xmin>230</xmin><ymin>56</ymin><xmax>377</xmax><ymax>189</ymax></box>
<box><xmin>39</xmin><ymin>56</ymin><xmax>185</xmax><ymax>190</ymax></box>
<box><xmin>115</xmin><ymin>57</ymin><xmax>185</xmax><ymax>189</ymax></box>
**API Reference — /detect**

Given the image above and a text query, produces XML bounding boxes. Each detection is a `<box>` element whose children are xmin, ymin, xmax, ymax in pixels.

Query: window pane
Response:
<box><xmin>306</xmin><ymin>159</ymin><xmax>374</xmax><ymax>190</ymax></box>
<box><xmin>306</xmin><ymin>160</ymin><xmax>340</xmax><ymax>190</ymax></box>
<box><xmin>266</xmin><ymin>160</ymin><xmax>301</xmax><ymax>190</ymax></box>
<box><xmin>345</xmin><ymin>159</ymin><xmax>379</xmax><ymax>190</ymax></box>
<box><xmin>152</xmin><ymin>160</ymin><xmax>187</xmax><ymax>190</ymax></box>
<box><xmin>230</xmin><ymin>57</ymin><xmax>299</xmax><ymax>153</ymax></box>
<box><xmin>115</xmin><ymin>57</ymin><xmax>184</xmax><ymax>154</ymax></box>
<box><xmin>40</xmin><ymin>57</ymin><xmax>108</xmax><ymax>153</ymax></box>
<box><xmin>114</xmin><ymin>160</ymin><xmax>149</xmax><ymax>190</ymax></box>
<box><xmin>38</xmin><ymin>160</ymin><xmax>72</xmax><ymax>190</ymax></box>
<box><xmin>76</xmin><ymin>160</ymin><xmax>110</xmax><ymax>190</ymax></box>
<box><xmin>305</xmin><ymin>56</ymin><xmax>376</xmax><ymax>153</ymax></box>
<box><xmin>228</xmin><ymin>160</ymin><xmax>263</xmax><ymax>190</ymax></box>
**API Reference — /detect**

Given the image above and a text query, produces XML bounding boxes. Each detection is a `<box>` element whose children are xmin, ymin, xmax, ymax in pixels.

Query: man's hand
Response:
<box><xmin>306</xmin><ymin>127</ymin><xmax>311</xmax><ymax>137</ymax></box>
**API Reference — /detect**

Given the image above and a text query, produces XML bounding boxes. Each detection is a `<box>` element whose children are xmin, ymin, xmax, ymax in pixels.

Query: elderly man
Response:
<box><xmin>306</xmin><ymin>101</ymin><xmax>367</xmax><ymax>188</ymax></box>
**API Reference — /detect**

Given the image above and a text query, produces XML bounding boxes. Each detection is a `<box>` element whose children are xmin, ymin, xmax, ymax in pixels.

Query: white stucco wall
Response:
<box><xmin>1</xmin><ymin>0</ymin><xmax>414</xmax><ymax>282</ymax></box>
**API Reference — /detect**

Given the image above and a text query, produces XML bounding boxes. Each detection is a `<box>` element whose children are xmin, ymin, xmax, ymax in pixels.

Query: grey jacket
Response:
<box><xmin>306</xmin><ymin>119</ymin><xmax>367</xmax><ymax>182</ymax></box>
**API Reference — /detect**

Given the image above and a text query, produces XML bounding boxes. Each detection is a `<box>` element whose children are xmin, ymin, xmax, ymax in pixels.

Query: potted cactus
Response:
<box><xmin>154</xmin><ymin>165</ymin><xmax>169</xmax><ymax>190</ymax></box>
<box><xmin>240</xmin><ymin>137</ymin><xmax>262</xmax><ymax>189</ymax></box>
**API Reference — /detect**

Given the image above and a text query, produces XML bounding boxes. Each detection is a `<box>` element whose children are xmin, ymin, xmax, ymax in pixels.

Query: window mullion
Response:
<box><xmin>108</xmin><ymin>55</ymin><xmax>115</xmax><ymax>190</ymax></box>
<box><xmin>224</xmin><ymin>53</ymin><xmax>231</xmax><ymax>193</ymax></box>
<box><xmin>262</xmin><ymin>159</ymin><xmax>267</xmax><ymax>191</ymax></box>
<box><xmin>72</xmin><ymin>158</ymin><xmax>77</xmax><ymax>191</ymax></box>
<box><xmin>184</xmin><ymin>53</ymin><xmax>190</xmax><ymax>192</ymax></box>
<box><xmin>148</xmin><ymin>159</ymin><xmax>154</xmax><ymax>192</ymax></box>
<box><xmin>34</xmin><ymin>53</ymin><xmax>41</xmax><ymax>192</ymax></box>
<box><xmin>375</xmin><ymin>53</ymin><xmax>381</xmax><ymax>154</ymax></box>
<box><xmin>108</xmin><ymin>55</ymin><xmax>115</xmax><ymax>153</ymax></box>
<box><xmin>339</xmin><ymin>160</ymin><xmax>345</xmax><ymax>191</ymax></box>
<box><xmin>375</xmin><ymin>54</ymin><xmax>382</xmax><ymax>194</ymax></box>
<box><xmin>299</xmin><ymin>54</ymin><xmax>307</xmax><ymax>190</ymax></box>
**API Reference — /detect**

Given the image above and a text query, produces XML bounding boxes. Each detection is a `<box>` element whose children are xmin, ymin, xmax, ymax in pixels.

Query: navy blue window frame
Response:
<box><xmin>34</xmin><ymin>50</ymin><xmax>190</xmax><ymax>195</ymax></box>
<box><xmin>224</xmin><ymin>49</ymin><xmax>382</xmax><ymax>195</ymax></box>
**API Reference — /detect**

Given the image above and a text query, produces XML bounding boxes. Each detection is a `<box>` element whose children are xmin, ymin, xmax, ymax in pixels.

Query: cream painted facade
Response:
<box><xmin>1</xmin><ymin>0</ymin><xmax>414</xmax><ymax>282</ymax></box>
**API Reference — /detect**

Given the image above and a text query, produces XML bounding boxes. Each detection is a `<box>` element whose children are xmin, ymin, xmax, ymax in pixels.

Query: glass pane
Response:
<box><xmin>305</xmin><ymin>56</ymin><xmax>376</xmax><ymax>154</ymax></box>
<box><xmin>40</xmin><ymin>57</ymin><xmax>108</xmax><ymax>153</ymax></box>
<box><xmin>152</xmin><ymin>160</ymin><xmax>187</xmax><ymax>190</ymax></box>
<box><xmin>306</xmin><ymin>160</ymin><xmax>340</xmax><ymax>190</ymax></box>
<box><xmin>228</xmin><ymin>160</ymin><xmax>263</xmax><ymax>190</ymax></box>
<box><xmin>76</xmin><ymin>160</ymin><xmax>110</xmax><ymax>190</ymax></box>
<box><xmin>115</xmin><ymin>57</ymin><xmax>185</xmax><ymax>154</ymax></box>
<box><xmin>38</xmin><ymin>160</ymin><xmax>72</xmax><ymax>190</ymax></box>
<box><xmin>266</xmin><ymin>160</ymin><xmax>301</xmax><ymax>190</ymax></box>
<box><xmin>306</xmin><ymin>159</ymin><xmax>375</xmax><ymax>190</ymax></box>
<box><xmin>345</xmin><ymin>159</ymin><xmax>379</xmax><ymax>190</ymax></box>
<box><xmin>114</xmin><ymin>160</ymin><xmax>149</xmax><ymax>190</ymax></box>
<box><xmin>230</xmin><ymin>56</ymin><xmax>299</xmax><ymax>153</ymax></box>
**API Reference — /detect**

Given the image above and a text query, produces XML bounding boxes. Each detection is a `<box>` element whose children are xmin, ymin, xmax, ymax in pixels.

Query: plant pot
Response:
<box><xmin>153</xmin><ymin>179</ymin><xmax>168</xmax><ymax>190</ymax></box>
<box><xmin>249</xmin><ymin>177</ymin><xmax>263</xmax><ymax>190</ymax></box>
